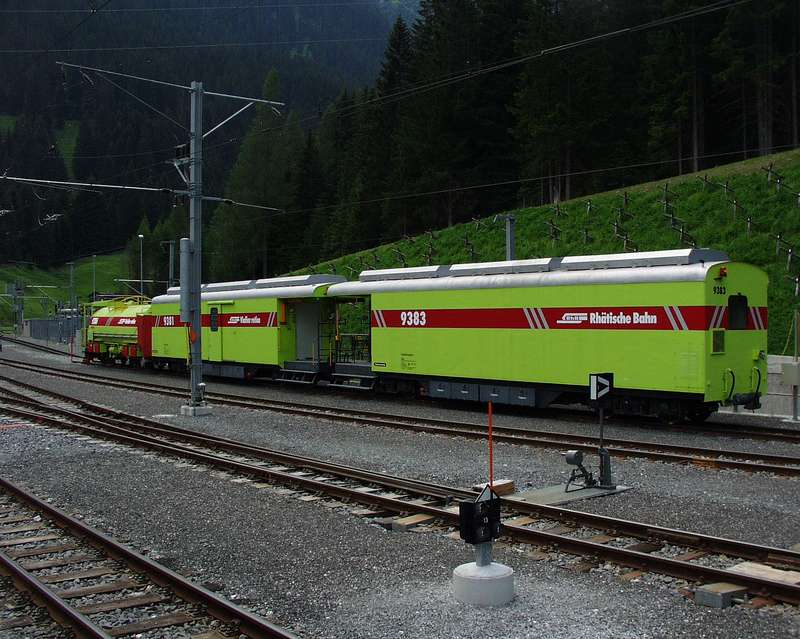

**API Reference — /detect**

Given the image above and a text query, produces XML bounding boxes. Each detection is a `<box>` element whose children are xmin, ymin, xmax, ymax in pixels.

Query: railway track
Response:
<box><xmin>2</xmin><ymin>390</ymin><xmax>800</xmax><ymax>605</ymax></box>
<box><xmin>2</xmin><ymin>357</ymin><xmax>800</xmax><ymax>477</ymax></box>
<box><xmin>3</xmin><ymin>342</ymin><xmax>799</xmax><ymax>444</ymax></box>
<box><xmin>0</xmin><ymin>335</ymin><xmax>72</xmax><ymax>358</ymax></box>
<box><xmin>0</xmin><ymin>476</ymin><xmax>295</xmax><ymax>638</ymax></box>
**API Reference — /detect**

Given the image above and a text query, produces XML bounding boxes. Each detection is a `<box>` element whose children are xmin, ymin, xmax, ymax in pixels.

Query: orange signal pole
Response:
<box><xmin>488</xmin><ymin>401</ymin><xmax>494</xmax><ymax>488</ymax></box>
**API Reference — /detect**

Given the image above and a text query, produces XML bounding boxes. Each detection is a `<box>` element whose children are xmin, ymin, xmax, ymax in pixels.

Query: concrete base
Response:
<box><xmin>452</xmin><ymin>562</ymin><xmax>515</xmax><ymax>606</ymax></box>
<box><xmin>514</xmin><ymin>483</ymin><xmax>631</xmax><ymax>506</ymax></box>
<box><xmin>180</xmin><ymin>404</ymin><xmax>212</xmax><ymax>417</ymax></box>
<box><xmin>695</xmin><ymin>582</ymin><xmax>748</xmax><ymax>608</ymax></box>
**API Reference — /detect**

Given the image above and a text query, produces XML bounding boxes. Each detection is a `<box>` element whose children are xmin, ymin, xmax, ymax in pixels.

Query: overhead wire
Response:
<box><xmin>0</xmin><ymin>2</ymin><xmax>407</xmax><ymax>13</ymax></box>
<box><xmin>1</xmin><ymin>36</ymin><xmax>386</xmax><ymax>55</ymax></box>
<box><xmin>58</xmin><ymin>0</ymin><xmax>116</xmax><ymax>46</ymax></box>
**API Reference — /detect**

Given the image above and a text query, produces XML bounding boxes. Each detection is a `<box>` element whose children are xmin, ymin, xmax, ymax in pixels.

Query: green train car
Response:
<box><xmin>327</xmin><ymin>249</ymin><xmax>767</xmax><ymax>420</ymax></box>
<box><xmin>84</xmin><ymin>249</ymin><xmax>767</xmax><ymax>420</ymax></box>
<box><xmin>147</xmin><ymin>275</ymin><xmax>344</xmax><ymax>379</ymax></box>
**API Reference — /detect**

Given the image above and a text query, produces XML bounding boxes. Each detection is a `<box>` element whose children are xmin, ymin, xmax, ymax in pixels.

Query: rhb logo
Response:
<box><xmin>556</xmin><ymin>312</ymin><xmax>588</xmax><ymax>325</ymax></box>
<box><xmin>118</xmin><ymin>318</ymin><xmax>136</xmax><ymax>325</ymax></box>
<box><xmin>228</xmin><ymin>315</ymin><xmax>261</xmax><ymax>325</ymax></box>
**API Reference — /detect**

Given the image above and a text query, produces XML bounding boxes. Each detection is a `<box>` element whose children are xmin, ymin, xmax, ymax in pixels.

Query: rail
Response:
<box><xmin>0</xmin><ymin>476</ymin><xmax>296</xmax><ymax>638</ymax></box>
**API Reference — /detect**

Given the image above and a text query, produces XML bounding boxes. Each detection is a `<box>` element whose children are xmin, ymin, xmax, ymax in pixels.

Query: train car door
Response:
<box><xmin>295</xmin><ymin>302</ymin><xmax>321</xmax><ymax>361</ymax></box>
<box><xmin>208</xmin><ymin>305</ymin><xmax>223</xmax><ymax>361</ymax></box>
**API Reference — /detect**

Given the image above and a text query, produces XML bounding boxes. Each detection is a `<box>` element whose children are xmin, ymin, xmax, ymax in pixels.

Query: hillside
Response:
<box><xmin>296</xmin><ymin>149</ymin><xmax>800</xmax><ymax>354</ymax></box>
<box><xmin>0</xmin><ymin>252</ymin><xmax>128</xmax><ymax>328</ymax></box>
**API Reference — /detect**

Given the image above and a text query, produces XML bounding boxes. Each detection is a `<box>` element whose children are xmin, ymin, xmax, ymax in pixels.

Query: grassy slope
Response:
<box><xmin>0</xmin><ymin>252</ymin><xmax>128</xmax><ymax>326</ymax></box>
<box><xmin>0</xmin><ymin>115</ymin><xmax>16</xmax><ymax>134</ymax></box>
<box><xmin>298</xmin><ymin>149</ymin><xmax>800</xmax><ymax>354</ymax></box>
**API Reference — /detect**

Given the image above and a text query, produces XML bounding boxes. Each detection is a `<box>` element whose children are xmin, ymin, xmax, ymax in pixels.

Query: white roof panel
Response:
<box><xmin>359</xmin><ymin>265</ymin><xmax>449</xmax><ymax>282</ymax></box>
<box><xmin>449</xmin><ymin>258</ymin><xmax>556</xmax><ymax>277</ymax></box>
<box><xmin>152</xmin><ymin>274</ymin><xmax>343</xmax><ymax>305</ymax></box>
<box><xmin>163</xmin><ymin>274</ymin><xmax>343</xmax><ymax>296</ymax></box>
<box><xmin>560</xmin><ymin>248</ymin><xmax>728</xmax><ymax>270</ymax></box>
<box><xmin>255</xmin><ymin>274</ymin><xmax>344</xmax><ymax>288</ymax></box>
<box><xmin>204</xmin><ymin>280</ymin><xmax>255</xmax><ymax>292</ymax></box>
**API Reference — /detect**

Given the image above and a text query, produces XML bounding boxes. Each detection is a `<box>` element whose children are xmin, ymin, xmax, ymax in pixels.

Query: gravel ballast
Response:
<box><xmin>1</xmin><ymin>423</ymin><xmax>798</xmax><ymax>639</ymax></box>
<box><xmin>2</xmin><ymin>348</ymin><xmax>800</xmax><ymax>549</ymax></box>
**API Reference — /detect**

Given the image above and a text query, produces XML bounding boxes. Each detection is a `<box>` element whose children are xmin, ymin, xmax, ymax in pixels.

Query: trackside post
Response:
<box><xmin>589</xmin><ymin>373</ymin><xmax>616</xmax><ymax>489</ymax></box>
<box><xmin>451</xmin><ymin>400</ymin><xmax>514</xmax><ymax>606</ymax></box>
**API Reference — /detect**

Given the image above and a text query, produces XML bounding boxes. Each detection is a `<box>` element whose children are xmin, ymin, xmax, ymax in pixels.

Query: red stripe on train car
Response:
<box><xmin>370</xmin><ymin>306</ymin><xmax>769</xmax><ymax>331</ymax></box>
<box><xmin>151</xmin><ymin>313</ymin><xmax>276</xmax><ymax>328</ymax></box>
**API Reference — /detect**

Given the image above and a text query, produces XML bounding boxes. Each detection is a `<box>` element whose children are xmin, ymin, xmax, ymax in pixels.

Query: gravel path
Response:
<box><xmin>1</xmin><ymin>424</ymin><xmax>798</xmax><ymax>639</ymax></box>
<box><xmin>2</xmin><ymin>351</ymin><xmax>800</xmax><ymax>552</ymax></box>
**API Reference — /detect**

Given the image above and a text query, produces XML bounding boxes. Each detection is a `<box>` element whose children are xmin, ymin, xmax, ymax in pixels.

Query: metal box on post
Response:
<box><xmin>458</xmin><ymin>489</ymin><xmax>501</xmax><ymax>545</ymax></box>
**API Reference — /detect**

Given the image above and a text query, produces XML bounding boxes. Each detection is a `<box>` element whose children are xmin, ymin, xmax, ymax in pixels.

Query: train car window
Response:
<box><xmin>210</xmin><ymin>307</ymin><xmax>219</xmax><ymax>332</ymax></box>
<box><xmin>728</xmin><ymin>294</ymin><xmax>748</xmax><ymax>330</ymax></box>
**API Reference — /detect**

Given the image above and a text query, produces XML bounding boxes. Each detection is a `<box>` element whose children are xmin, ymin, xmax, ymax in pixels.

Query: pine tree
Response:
<box><xmin>391</xmin><ymin>0</ymin><xmax>482</xmax><ymax>230</ymax></box>
<box><xmin>713</xmin><ymin>1</ymin><xmax>788</xmax><ymax>157</ymax></box>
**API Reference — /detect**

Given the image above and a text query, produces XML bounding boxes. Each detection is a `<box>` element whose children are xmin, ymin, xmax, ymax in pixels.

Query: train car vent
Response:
<box><xmin>712</xmin><ymin>330</ymin><xmax>725</xmax><ymax>354</ymax></box>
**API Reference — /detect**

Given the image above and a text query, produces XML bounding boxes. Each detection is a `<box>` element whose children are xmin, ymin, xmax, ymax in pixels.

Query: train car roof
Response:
<box><xmin>326</xmin><ymin>249</ymin><xmax>731</xmax><ymax>295</ymax></box>
<box><xmin>152</xmin><ymin>274</ymin><xmax>345</xmax><ymax>304</ymax></box>
<box><xmin>92</xmin><ymin>303</ymin><xmax>151</xmax><ymax>316</ymax></box>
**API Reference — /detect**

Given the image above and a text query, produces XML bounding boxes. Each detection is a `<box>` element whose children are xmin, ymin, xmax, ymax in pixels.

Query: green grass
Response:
<box><xmin>0</xmin><ymin>115</ymin><xmax>16</xmax><ymax>135</ymax></box>
<box><xmin>55</xmin><ymin>120</ymin><xmax>80</xmax><ymax>180</ymax></box>
<box><xmin>0</xmin><ymin>252</ymin><xmax>128</xmax><ymax>324</ymax></box>
<box><xmin>296</xmin><ymin>148</ymin><xmax>800</xmax><ymax>354</ymax></box>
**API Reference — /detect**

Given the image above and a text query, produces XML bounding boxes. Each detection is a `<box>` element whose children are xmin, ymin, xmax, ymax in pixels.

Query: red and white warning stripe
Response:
<box><xmin>708</xmin><ymin>305</ymin><xmax>725</xmax><ymax>330</ymax></box>
<box><xmin>522</xmin><ymin>308</ymin><xmax>549</xmax><ymax>329</ymax></box>
<box><xmin>532</xmin><ymin>307</ymin><xmax>549</xmax><ymax>329</ymax></box>
<box><xmin>750</xmin><ymin>307</ymin><xmax>765</xmax><ymax>330</ymax></box>
<box><xmin>522</xmin><ymin>307</ymin><xmax>535</xmax><ymax>329</ymax></box>
<box><xmin>372</xmin><ymin>310</ymin><xmax>387</xmax><ymax>328</ymax></box>
<box><xmin>663</xmin><ymin>305</ymin><xmax>689</xmax><ymax>331</ymax></box>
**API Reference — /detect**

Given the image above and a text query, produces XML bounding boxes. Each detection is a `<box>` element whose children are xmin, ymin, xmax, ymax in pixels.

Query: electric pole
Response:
<box><xmin>68</xmin><ymin>261</ymin><xmax>75</xmax><ymax>314</ymax></box>
<box><xmin>187</xmin><ymin>81</ymin><xmax>205</xmax><ymax>413</ymax></box>
<box><xmin>138</xmin><ymin>234</ymin><xmax>144</xmax><ymax>296</ymax></box>
<box><xmin>505</xmin><ymin>214</ymin><xmax>516</xmax><ymax>261</ymax></box>
<box><xmin>161</xmin><ymin>240</ymin><xmax>176</xmax><ymax>288</ymax></box>
<box><xmin>12</xmin><ymin>282</ymin><xmax>23</xmax><ymax>335</ymax></box>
